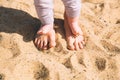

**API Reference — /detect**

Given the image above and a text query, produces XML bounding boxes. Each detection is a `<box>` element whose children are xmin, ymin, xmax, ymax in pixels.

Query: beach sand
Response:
<box><xmin>0</xmin><ymin>0</ymin><xmax>120</xmax><ymax>80</ymax></box>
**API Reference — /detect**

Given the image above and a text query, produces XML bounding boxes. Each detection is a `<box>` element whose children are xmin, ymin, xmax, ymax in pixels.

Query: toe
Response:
<box><xmin>78</xmin><ymin>42</ymin><xmax>83</xmax><ymax>49</ymax></box>
<box><xmin>34</xmin><ymin>35</ymin><xmax>41</xmax><ymax>49</ymax></box>
<box><xmin>39</xmin><ymin>40</ymin><xmax>44</xmax><ymax>49</ymax></box>
<box><xmin>43</xmin><ymin>39</ymin><xmax>48</xmax><ymax>50</ymax></box>
<box><xmin>37</xmin><ymin>39</ymin><xmax>41</xmax><ymax>49</ymax></box>
<box><xmin>68</xmin><ymin>44</ymin><xmax>74</xmax><ymax>50</ymax></box>
<box><xmin>67</xmin><ymin>38</ymin><xmax>75</xmax><ymax>50</ymax></box>
<box><xmin>43</xmin><ymin>46</ymin><xmax>48</xmax><ymax>50</ymax></box>
<box><xmin>74</xmin><ymin>40</ymin><xmax>80</xmax><ymax>50</ymax></box>
<box><xmin>81</xmin><ymin>41</ymin><xmax>85</xmax><ymax>45</ymax></box>
<box><xmin>34</xmin><ymin>38</ymin><xmax>38</xmax><ymax>45</ymax></box>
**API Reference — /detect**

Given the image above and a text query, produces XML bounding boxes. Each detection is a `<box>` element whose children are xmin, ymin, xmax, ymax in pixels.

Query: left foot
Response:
<box><xmin>67</xmin><ymin>16</ymin><xmax>83</xmax><ymax>36</ymax></box>
<box><xmin>64</xmin><ymin>13</ymin><xmax>84</xmax><ymax>50</ymax></box>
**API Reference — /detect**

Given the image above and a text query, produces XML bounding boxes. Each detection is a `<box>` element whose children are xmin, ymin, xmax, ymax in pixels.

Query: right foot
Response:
<box><xmin>34</xmin><ymin>24</ymin><xmax>56</xmax><ymax>50</ymax></box>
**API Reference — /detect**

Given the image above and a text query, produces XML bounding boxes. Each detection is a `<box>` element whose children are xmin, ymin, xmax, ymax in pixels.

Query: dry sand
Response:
<box><xmin>0</xmin><ymin>0</ymin><xmax>120</xmax><ymax>80</ymax></box>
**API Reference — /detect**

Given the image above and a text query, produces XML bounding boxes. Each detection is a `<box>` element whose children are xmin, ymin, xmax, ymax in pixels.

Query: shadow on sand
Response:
<box><xmin>0</xmin><ymin>7</ymin><xmax>65</xmax><ymax>42</ymax></box>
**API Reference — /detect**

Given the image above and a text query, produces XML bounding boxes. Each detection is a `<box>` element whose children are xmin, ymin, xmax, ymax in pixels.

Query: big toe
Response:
<box><xmin>49</xmin><ymin>30</ymin><xmax>56</xmax><ymax>48</ymax></box>
<box><xmin>67</xmin><ymin>38</ymin><xmax>75</xmax><ymax>50</ymax></box>
<box><xmin>49</xmin><ymin>41</ymin><xmax>56</xmax><ymax>48</ymax></box>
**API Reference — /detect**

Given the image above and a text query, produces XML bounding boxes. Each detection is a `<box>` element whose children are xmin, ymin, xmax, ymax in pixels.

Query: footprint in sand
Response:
<box><xmin>0</xmin><ymin>33</ymin><xmax>21</xmax><ymax>58</ymax></box>
<box><xmin>95</xmin><ymin>57</ymin><xmax>106</xmax><ymax>71</ymax></box>
<box><xmin>69</xmin><ymin>54</ymin><xmax>86</xmax><ymax>72</ymax></box>
<box><xmin>13</xmin><ymin>60</ymin><xmax>49</xmax><ymax>80</ymax></box>
<box><xmin>34</xmin><ymin>63</ymin><xmax>49</xmax><ymax>80</ymax></box>
<box><xmin>101</xmin><ymin>40</ymin><xmax>120</xmax><ymax>55</ymax></box>
<box><xmin>63</xmin><ymin>58</ymin><xmax>72</xmax><ymax>69</ymax></box>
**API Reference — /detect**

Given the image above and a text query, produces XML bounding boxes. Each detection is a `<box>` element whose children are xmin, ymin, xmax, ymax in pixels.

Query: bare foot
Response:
<box><xmin>67</xmin><ymin>16</ymin><xmax>83</xmax><ymax>36</ymax></box>
<box><xmin>64</xmin><ymin>13</ymin><xmax>84</xmax><ymax>50</ymax></box>
<box><xmin>34</xmin><ymin>24</ymin><xmax>56</xmax><ymax>50</ymax></box>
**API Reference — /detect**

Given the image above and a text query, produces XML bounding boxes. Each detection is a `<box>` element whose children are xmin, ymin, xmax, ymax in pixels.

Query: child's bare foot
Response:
<box><xmin>64</xmin><ymin>13</ymin><xmax>84</xmax><ymax>50</ymax></box>
<box><xmin>67</xmin><ymin>15</ymin><xmax>83</xmax><ymax>37</ymax></box>
<box><xmin>34</xmin><ymin>24</ymin><xmax>56</xmax><ymax>50</ymax></box>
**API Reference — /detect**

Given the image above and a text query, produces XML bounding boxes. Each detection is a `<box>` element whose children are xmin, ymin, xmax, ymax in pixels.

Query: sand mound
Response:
<box><xmin>0</xmin><ymin>0</ymin><xmax>120</xmax><ymax>80</ymax></box>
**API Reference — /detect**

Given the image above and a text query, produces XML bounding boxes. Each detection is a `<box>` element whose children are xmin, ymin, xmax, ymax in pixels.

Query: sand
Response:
<box><xmin>0</xmin><ymin>0</ymin><xmax>120</xmax><ymax>80</ymax></box>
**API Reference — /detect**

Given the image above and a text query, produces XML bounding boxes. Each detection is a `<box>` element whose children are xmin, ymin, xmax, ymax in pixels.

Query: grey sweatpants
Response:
<box><xmin>34</xmin><ymin>0</ymin><xmax>81</xmax><ymax>25</ymax></box>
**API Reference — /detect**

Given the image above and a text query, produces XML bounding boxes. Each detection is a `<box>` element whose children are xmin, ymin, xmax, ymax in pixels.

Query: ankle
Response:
<box><xmin>42</xmin><ymin>24</ymin><xmax>53</xmax><ymax>28</ymax></box>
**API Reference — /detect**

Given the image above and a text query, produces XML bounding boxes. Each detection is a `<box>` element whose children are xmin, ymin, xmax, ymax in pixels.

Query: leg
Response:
<box><xmin>34</xmin><ymin>0</ymin><xmax>56</xmax><ymax>50</ymax></box>
<box><xmin>62</xmin><ymin>0</ymin><xmax>84</xmax><ymax>50</ymax></box>
<box><xmin>62</xmin><ymin>0</ymin><xmax>82</xmax><ymax>35</ymax></box>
